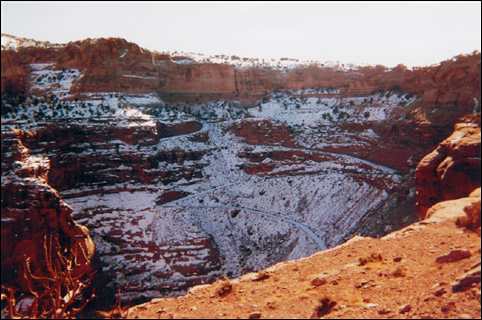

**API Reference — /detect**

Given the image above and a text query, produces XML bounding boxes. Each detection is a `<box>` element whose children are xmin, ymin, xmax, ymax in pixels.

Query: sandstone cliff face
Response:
<box><xmin>1</xmin><ymin>50</ymin><xmax>30</xmax><ymax>97</ymax></box>
<box><xmin>158</xmin><ymin>52</ymin><xmax>480</xmax><ymax>119</ymax></box>
<box><xmin>1</xmin><ymin>37</ymin><xmax>169</xmax><ymax>97</ymax></box>
<box><xmin>159</xmin><ymin>63</ymin><xmax>236</xmax><ymax>96</ymax></box>
<box><xmin>235</xmin><ymin>67</ymin><xmax>279</xmax><ymax>98</ymax></box>
<box><xmin>60</xmin><ymin>38</ymin><xmax>167</xmax><ymax>94</ymax></box>
<box><xmin>416</xmin><ymin>115</ymin><xmax>481</xmax><ymax>218</ymax></box>
<box><xmin>409</xmin><ymin>54</ymin><xmax>480</xmax><ymax>111</ymax></box>
<box><xmin>347</xmin><ymin>54</ymin><xmax>480</xmax><ymax>110</ymax></box>
<box><xmin>1</xmin><ymin>129</ymin><xmax>95</xmax><ymax>295</ymax></box>
<box><xmin>342</xmin><ymin>54</ymin><xmax>481</xmax><ymax>147</ymax></box>
<box><xmin>2</xmin><ymin>36</ymin><xmax>479</xmax><ymax>117</ymax></box>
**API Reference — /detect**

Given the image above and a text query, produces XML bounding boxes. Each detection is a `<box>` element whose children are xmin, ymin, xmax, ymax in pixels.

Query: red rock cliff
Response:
<box><xmin>1</xmin><ymin>128</ymin><xmax>95</xmax><ymax>315</ymax></box>
<box><xmin>2</xmin><ymin>37</ymin><xmax>479</xmax><ymax>113</ymax></box>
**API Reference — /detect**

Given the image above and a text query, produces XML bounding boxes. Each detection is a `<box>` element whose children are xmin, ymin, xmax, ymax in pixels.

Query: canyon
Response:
<box><xmin>129</xmin><ymin>115</ymin><xmax>481</xmax><ymax>318</ymax></box>
<box><xmin>0</xmin><ymin>33</ymin><xmax>480</xmax><ymax>318</ymax></box>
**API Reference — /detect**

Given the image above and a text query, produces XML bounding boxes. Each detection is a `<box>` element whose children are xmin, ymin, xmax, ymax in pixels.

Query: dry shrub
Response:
<box><xmin>1</xmin><ymin>234</ymin><xmax>95</xmax><ymax>319</ymax></box>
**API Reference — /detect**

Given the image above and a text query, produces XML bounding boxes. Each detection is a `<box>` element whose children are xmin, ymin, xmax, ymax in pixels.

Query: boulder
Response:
<box><xmin>416</xmin><ymin>121</ymin><xmax>481</xmax><ymax>218</ymax></box>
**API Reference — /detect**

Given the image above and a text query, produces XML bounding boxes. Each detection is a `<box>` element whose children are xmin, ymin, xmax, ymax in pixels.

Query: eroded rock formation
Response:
<box><xmin>1</xmin><ymin>128</ymin><xmax>95</xmax><ymax>315</ymax></box>
<box><xmin>416</xmin><ymin>115</ymin><xmax>481</xmax><ymax>217</ymax></box>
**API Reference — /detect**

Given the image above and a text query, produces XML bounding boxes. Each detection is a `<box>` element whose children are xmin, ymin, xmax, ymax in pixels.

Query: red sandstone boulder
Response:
<box><xmin>416</xmin><ymin>119</ymin><xmax>481</xmax><ymax>218</ymax></box>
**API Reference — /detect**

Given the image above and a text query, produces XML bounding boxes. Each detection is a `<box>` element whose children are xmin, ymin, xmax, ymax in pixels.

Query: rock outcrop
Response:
<box><xmin>416</xmin><ymin>116</ymin><xmax>481</xmax><ymax>218</ymax></box>
<box><xmin>1</xmin><ymin>37</ymin><xmax>169</xmax><ymax>97</ymax></box>
<box><xmin>1</xmin><ymin>50</ymin><xmax>30</xmax><ymax>97</ymax></box>
<box><xmin>1</xmin><ymin>128</ymin><xmax>95</xmax><ymax>301</ymax></box>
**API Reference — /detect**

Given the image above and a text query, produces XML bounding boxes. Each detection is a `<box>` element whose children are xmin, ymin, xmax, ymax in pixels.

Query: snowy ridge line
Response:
<box><xmin>1</xmin><ymin>33</ymin><xmax>63</xmax><ymax>50</ymax></box>
<box><xmin>163</xmin><ymin>49</ymin><xmax>365</xmax><ymax>72</ymax></box>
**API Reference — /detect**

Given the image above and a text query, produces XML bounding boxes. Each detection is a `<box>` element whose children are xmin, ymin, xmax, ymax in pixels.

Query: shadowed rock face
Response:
<box><xmin>2</xmin><ymin>119</ymin><xmax>224</xmax><ymax>304</ymax></box>
<box><xmin>1</xmin><ymin>129</ymin><xmax>95</xmax><ymax>293</ymax></box>
<box><xmin>416</xmin><ymin>115</ymin><xmax>481</xmax><ymax>218</ymax></box>
<box><xmin>1</xmin><ymin>50</ymin><xmax>30</xmax><ymax>97</ymax></box>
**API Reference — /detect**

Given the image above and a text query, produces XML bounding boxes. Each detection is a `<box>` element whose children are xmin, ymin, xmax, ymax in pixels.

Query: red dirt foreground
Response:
<box><xmin>127</xmin><ymin>188</ymin><xmax>481</xmax><ymax>319</ymax></box>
